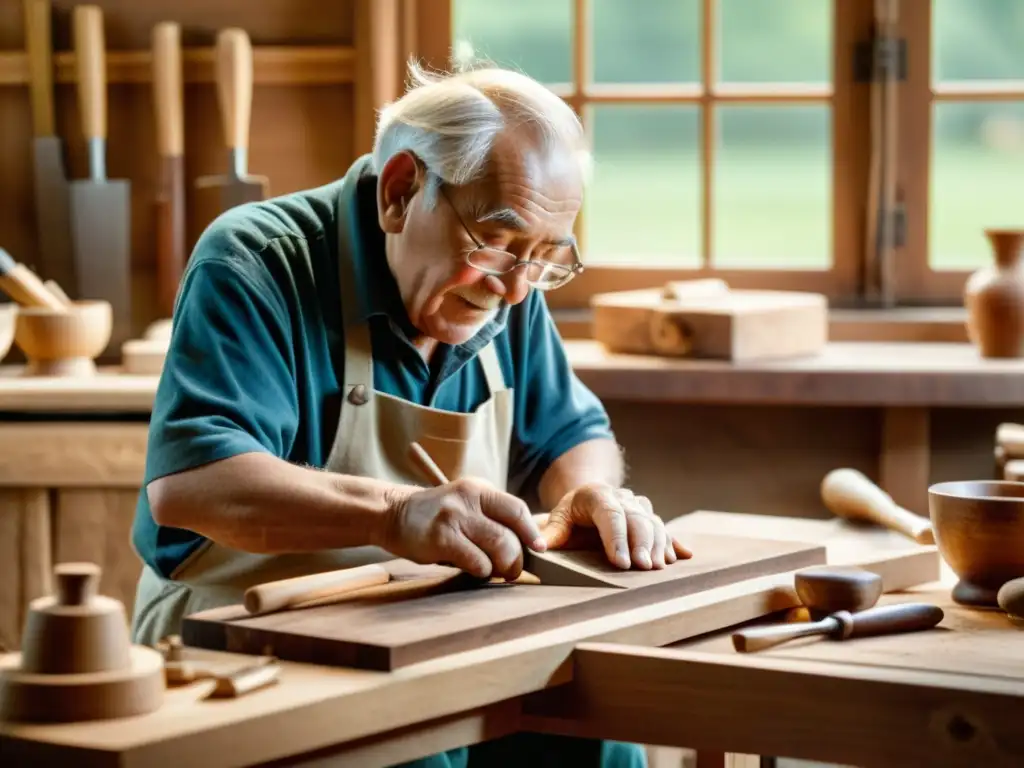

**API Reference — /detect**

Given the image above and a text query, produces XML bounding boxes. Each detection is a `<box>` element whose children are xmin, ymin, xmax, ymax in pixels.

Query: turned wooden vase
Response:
<box><xmin>964</xmin><ymin>230</ymin><xmax>1024</xmax><ymax>358</ymax></box>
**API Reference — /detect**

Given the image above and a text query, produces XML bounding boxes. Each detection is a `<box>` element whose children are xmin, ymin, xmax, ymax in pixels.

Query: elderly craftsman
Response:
<box><xmin>130</xmin><ymin>62</ymin><xmax>686</xmax><ymax>768</ymax></box>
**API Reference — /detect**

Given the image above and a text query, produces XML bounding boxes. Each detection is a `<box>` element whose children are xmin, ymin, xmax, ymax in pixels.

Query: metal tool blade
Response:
<box><xmin>31</xmin><ymin>137</ymin><xmax>76</xmax><ymax>294</ymax></box>
<box><xmin>69</xmin><ymin>179</ymin><xmax>132</xmax><ymax>348</ymax></box>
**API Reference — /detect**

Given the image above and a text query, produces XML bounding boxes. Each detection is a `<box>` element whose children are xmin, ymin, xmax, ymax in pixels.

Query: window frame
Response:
<box><xmin>408</xmin><ymin>0</ymin><xmax>1018</xmax><ymax>312</ymax></box>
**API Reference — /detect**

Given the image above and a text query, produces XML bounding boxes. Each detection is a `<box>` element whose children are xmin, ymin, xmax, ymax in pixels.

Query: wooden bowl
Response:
<box><xmin>0</xmin><ymin>303</ymin><xmax>17</xmax><ymax>361</ymax></box>
<box><xmin>928</xmin><ymin>480</ymin><xmax>1024</xmax><ymax>607</ymax></box>
<box><xmin>14</xmin><ymin>300</ymin><xmax>112</xmax><ymax>376</ymax></box>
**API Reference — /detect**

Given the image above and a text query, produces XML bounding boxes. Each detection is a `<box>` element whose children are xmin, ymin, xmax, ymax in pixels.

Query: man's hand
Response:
<box><xmin>382</xmin><ymin>478</ymin><xmax>547</xmax><ymax>580</ymax></box>
<box><xmin>541</xmin><ymin>482</ymin><xmax>692</xmax><ymax>570</ymax></box>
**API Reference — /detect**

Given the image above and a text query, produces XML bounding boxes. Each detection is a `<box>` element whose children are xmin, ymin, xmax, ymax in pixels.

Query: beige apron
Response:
<box><xmin>131</xmin><ymin>197</ymin><xmax>514</xmax><ymax>647</ymax></box>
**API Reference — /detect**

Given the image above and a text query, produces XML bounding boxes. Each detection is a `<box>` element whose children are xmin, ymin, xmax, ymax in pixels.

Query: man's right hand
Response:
<box><xmin>381</xmin><ymin>478</ymin><xmax>547</xmax><ymax>580</ymax></box>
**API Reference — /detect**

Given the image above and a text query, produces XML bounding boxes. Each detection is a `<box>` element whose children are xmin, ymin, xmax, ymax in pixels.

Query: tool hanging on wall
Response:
<box><xmin>24</xmin><ymin>0</ymin><xmax>76</xmax><ymax>296</ymax></box>
<box><xmin>152</xmin><ymin>21</ymin><xmax>187</xmax><ymax>319</ymax></box>
<box><xmin>195</xmin><ymin>27</ymin><xmax>268</xmax><ymax>223</ymax></box>
<box><xmin>68</xmin><ymin>5</ymin><xmax>132</xmax><ymax>349</ymax></box>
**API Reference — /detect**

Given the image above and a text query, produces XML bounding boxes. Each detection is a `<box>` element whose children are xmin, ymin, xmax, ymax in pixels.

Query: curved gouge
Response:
<box><xmin>732</xmin><ymin>602</ymin><xmax>944</xmax><ymax>653</ymax></box>
<box><xmin>821</xmin><ymin>468</ymin><xmax>935</xmax><ymax>545</ymax></box>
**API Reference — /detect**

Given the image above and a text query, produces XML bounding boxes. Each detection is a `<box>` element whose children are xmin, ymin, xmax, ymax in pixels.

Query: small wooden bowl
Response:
<box><xmin>14</xmin><ymin>300</ymin><xmax>112</xmax><ymax>376</ymax></box>
<box><xmin>928</xmin><ymin>480</ymin><xmax>1024</xmax><ymax>607</ymax></box>
<box><xmin>0</xmin><ymin>303</ymin><xmax>17</xmax><ymax>361</ymax></box>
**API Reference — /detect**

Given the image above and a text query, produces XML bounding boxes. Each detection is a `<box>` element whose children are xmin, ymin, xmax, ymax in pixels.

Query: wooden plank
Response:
<box><xmin>0</xmin><ymin>46</ymin><xmax>355</xmax><ymax>86</ymax></box>
<box><xmin>182</xmin><ymin>533</ymin><xmax>827</xmax><ymax>670</ymax></box>
<box><xmin>524</xmin><ymin>642</ymin><xmax>1024</xmax><ymax>767</ymax></box>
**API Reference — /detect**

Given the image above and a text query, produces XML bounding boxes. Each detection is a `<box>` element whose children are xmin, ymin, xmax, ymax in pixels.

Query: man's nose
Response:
<box><xmin>484</xmin><ymin>268</ymin><xmax>530</xmax><ymax>305</ymax></box>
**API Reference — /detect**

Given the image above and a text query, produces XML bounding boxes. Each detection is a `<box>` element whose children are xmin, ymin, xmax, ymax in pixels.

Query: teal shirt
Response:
<box><xmin>132</xmin><ymin>155</ymin><xmax>615</xmax><ymax>578</ymax></box>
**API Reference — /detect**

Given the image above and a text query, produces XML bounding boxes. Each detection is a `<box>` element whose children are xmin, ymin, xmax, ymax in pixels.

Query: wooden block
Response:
<box><xmin>181</xmin><ymin>533</ymin><xmax>826</xmax><ymax>671</ymax></box>
<box><xmin>591</xmin><ymin>285</ymin><xmax>828</xmax><ymax>361</ymax></box>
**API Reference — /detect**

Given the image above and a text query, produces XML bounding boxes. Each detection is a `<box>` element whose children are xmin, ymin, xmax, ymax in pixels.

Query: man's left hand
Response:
<box><xmin>540</xmin><ymin>482</ymin><xmax>692</xmax><ymax>570</ymax></box>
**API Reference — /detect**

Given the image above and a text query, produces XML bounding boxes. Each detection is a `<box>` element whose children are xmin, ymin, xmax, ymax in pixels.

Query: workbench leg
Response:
<box><xmin>879</xmin><ymin>406</ymin><xmax>930</xmax><ymax>515</ymax></box>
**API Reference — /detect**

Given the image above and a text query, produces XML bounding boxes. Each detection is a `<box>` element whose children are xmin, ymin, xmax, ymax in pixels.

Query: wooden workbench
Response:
<box><xmin>3</xmin><ymin>510</ymin><xmax>983</xmax><ymax>768</ymax></box>
<box><xmin>0</xmin><ymin>341</ymin><xmax>1020</xmax><ymax>654</ymax></box>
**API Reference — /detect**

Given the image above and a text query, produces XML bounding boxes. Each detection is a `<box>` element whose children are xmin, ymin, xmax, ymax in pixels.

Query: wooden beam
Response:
<box><xmin>354</xmin><ymin>0</ymin><xmax>401</xmax><ymax>156</ymax></box>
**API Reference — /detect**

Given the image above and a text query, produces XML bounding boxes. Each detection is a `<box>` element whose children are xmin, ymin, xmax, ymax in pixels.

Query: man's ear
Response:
<box><xmin>378</xmin><ymin>151</ymin><xmax>422</xmax><ymax>234</ymax></box>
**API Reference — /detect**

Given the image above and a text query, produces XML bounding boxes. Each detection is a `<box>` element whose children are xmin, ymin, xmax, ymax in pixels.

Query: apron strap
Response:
<box><xmin>478</xmin><ymin>342</ymin><xmax>506</xmax><ymax>394</ymax></box>
<box><xmin>336</xmin><ymin>184</ymin><xmax>374</xmax><ymax>390</ymax></box>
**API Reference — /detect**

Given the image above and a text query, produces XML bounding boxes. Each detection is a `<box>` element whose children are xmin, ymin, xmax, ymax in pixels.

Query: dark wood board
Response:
<box><xmin>181</xmin><ymin>533</ymin><xmax>826</xmax><ymax>671</ymax></box>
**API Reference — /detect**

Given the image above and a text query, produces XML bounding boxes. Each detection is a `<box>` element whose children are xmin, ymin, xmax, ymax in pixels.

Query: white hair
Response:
<box><xmin>372</xmin><ymin>58</ymin><xmax>592</xmax><ymax>205</ymax></box>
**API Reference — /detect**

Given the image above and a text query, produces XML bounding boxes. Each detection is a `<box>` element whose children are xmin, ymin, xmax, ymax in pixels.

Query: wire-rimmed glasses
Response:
<box><xmin>438</xmin><ymin>184</ymin><xmax>584</xmax><ymax>291</ymax></box>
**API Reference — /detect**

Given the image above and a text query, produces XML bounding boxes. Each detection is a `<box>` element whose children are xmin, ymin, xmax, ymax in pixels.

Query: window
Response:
<box><xmin>897</xmin><ymin>0</ymin><xmax>1024</xmax><ymax>303</ymax></box>
<box><xmin>416</xmin><ymin>1</ymin><xmax>1024</xmax><ymax>310</ymax></box>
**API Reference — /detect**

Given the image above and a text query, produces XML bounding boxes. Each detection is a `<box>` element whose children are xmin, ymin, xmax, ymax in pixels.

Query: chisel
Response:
<box><xmin>152</xmin><ymin>21</ymin><xmax>187</xmax><ymax>318</ymax></box>
<box><xmin>195</xmin><ymin>28</ymin><xmax>268</xmax><ymax>220</ymax></box>
<box><xmin>24</xmin><ymin>0</ymin><xmax>76</xmax><ymax>294</ymax></box>
<box><xmin>68</xmin><ymin>5</ymin><xmax>132</xmax><ymax>348</ymax></box>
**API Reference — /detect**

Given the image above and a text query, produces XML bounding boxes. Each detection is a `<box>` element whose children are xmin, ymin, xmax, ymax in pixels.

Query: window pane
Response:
<box><xmin>718</xmin><ymin>0</ymin><xmax>831</xmax><ymax>84</ymax></box>
<box><xmin>713</xmin><ymin>106</ymin><xmax>831</xmax><ymax>269</ymax></box>
<box><xmin>592</xmin><ymin>0</ymin><xmax>700</xmax><ymax>84</ymax></box>
<box><xmin>934</xmin><ymin>0</ymin><xmax>1024</xmax><ymax>81</ymax></box>
<box><xmin>930</xmin><ymin>101</ymin><xmax>1024</xmax><ymax>270</ymax></box>
<box><xmin>585</xmin><ymin>105</ymin><xmax>701</xmax><ymax>266</ymax></box>
<box><xmin>452</xmin><ymin>0</ymin><xmax>571</xmax><ymax>85</ymax></box>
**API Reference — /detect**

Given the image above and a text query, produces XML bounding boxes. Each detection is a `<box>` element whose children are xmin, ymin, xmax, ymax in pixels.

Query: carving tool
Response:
<box><xmin>821</xmin><ymin>467</ymin><xmax>935</xmax><ymax>544</ymax></box>
<box><xmin>68</xmin><ymin>5</ymin><xmax>132</xmax><ymax>347</ymax></box>
<box><xmin>23</xmin><ymin>0</ymin><xmax>76</xmax><ymax>295</ymax></box>
<box><xmin>195</xmin><ymin>28</ymin><xmax>268</xmax><ymax>222</ymax></box>
<box><xmin>0</xmin><ymin>248</ymin><xmax>71</xmax><ymax>311</ymax></box>
<box><xmin>732</xmin><ymin>602</ymin><xmax>944</xmax><ymax>653</ymax></box>
<box><xmin>152</xmin><ymin>21</ymin><xmax>187</xmax><ymax>318</ymax></box>
<box><xmin>407</xmin><ymin>441</ymin><xmax>614</xmax><ymax>587</ymax></box>
<box><xmin>158</xmin><ymin>635</ymin><xmax>279</xmax><ymax>698</ymax></box>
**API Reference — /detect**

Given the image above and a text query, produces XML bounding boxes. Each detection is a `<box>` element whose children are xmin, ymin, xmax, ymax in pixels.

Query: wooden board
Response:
<box><xmin>591</xmin><ymin>283</ymin><xmax>828</xmax><ymax>362</ymax></box>
<box><xmin>181</xmin><ymin>532</ymin><xmax>826</xmax><ymax>671</ymax></box>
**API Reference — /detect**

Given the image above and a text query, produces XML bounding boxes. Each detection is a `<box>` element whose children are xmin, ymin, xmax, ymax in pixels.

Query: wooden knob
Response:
<box><xmin>54</xmin><ymin>562</ymin><xmax>100</xmax><ymax>606</ymax></box>
<box><xmin>795</xmin><ymin>566</ymin><xmax>883</xmax><ymax>616</ymax></box>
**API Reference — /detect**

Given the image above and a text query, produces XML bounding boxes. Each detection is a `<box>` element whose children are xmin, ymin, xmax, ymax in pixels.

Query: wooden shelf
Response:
<box><xmin>0</xmin><ymin>45</ymin><xmax>355</xmax><ymax>86</ymax></box>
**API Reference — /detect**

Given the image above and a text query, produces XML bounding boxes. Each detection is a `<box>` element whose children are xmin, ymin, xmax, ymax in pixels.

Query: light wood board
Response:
<box><xmin>182</xmin><ymin>532</ymin><xmax>827</xmax><ymax>670</ymax></box>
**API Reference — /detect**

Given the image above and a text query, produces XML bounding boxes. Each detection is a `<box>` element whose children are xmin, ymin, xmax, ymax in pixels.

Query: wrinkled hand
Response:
<box><xmin>384</xmin><ymin>478</ymin><xmax>547</xmax><ymax>580</ymax></box>
<box><xmin>541</xmin><ymin>483</ymin><xmax>692</xmax><ymax>570</ymax></box>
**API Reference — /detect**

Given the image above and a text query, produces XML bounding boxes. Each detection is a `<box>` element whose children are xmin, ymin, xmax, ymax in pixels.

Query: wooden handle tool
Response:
<box><xmin>0</xmin><ymin>248</ymin><xmax>70</xmax><ymax>311</ymax></box>
<box><xmin>73</xmin><ymin>6</ymin><xmax>106</xmax><ymax>153</ymax></box>
<box><xmin>821</xmin><ymin>468</ymin><xmax>935</xmax><ymax>544</ymax></box>
<box><xmin>243</xmin><ymin>563</ymin><xmax>391</xmax><ymax>615</ymax></box>
<box><xmin>152</xmin><ymin>21</ymin><xmax>187</xmax><ymax>317</ymax></box>
<box><xmin>794</xmin><ymin>566</ymin><xmax>883</xmax><ymax>618</ymax></box>
<box><xmin>732</xmin><ymin>602</ymin><xmax>944</xmax><ymax>653</ymax></box>
<box><xmin>215</xmin><ymin>28</ymin><xmax>253</xmax><ymax>163</ymax></box>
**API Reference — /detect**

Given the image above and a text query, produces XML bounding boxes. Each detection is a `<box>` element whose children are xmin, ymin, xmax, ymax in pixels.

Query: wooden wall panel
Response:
<box><xmin>1</xmin><ymin>0</ymin><xmax>359</xmax><ymax>339</ymax></box>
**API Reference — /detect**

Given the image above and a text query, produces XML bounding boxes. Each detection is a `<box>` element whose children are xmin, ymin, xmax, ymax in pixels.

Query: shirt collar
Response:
<box><xmin>337</xmin><ymin>154</ymin><xmax>510</xmax><ymax>356</ymax></box>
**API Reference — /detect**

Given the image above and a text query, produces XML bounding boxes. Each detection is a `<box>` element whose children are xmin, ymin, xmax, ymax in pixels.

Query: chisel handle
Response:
<box><xmin>215</xmin><ymin>28</ymin><xmax>253</xmax><ymax>156</ymax></box>
<box><xmin>23</xmin><ymin>0</ymin><xmax>55</xmax><ymax>137</ymax></box>
<box><xmin>821</xmin><ymin>468</ymin><xmax>935</xmax><ymax>544</ymax></box>
<box><xmin>152</xmin><ymin>22</ymin><xmax>183</xmax><ymax>158</ymax></box>
<box><xmin>73</xmin><ymin>5</ymin><xmax>106</xmax><ymax>143</ymax></box>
